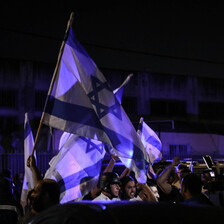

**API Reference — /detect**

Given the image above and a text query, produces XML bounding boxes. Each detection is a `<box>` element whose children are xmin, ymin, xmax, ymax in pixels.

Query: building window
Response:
<box><xmin>199</xmin><ymin>102</ymin><xmax>224</xmax><ymax>120</ymax></box>
<box><xmin>169</xmin><ymin>144</ymin><xmax>189</xmax><ymax>159</ymax></box>
<box><xmin>150</xmin><ymin>99</ymin><xmax>186</xmax><ymax>117</ymax></box>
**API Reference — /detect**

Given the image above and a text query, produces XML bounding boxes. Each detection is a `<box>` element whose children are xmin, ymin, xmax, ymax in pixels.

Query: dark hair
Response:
<box><xmin>0</xmin><ymin>177</ymin><xmax>14</xmax><ymax>198</ymax></box>
<box><xmin>180</xmin><ymin>168</ymin><xmax>191</xmax><ymax>180</ymax></box>
<box><xmin>41</xmin><ymin>179</ymin><xmax>60</xmax><ymax>204</ymax></box>
<box><xmin>182</xmin><ymin>173</ymin><xmax>202</xmax><ymax>196</ymax></box>
<box><xmin>120</xmin><ymin>176</ymin><xmax>135</xmax><ymax>190</ymax></box>
<box><xmin>177</xmin><ymin>164</ymin><xmax>188</xmax><ymax>171</ymax></box>
<box><xmin>120</xmin><ymin>176</ymin><xmax>135</xmax><ymax>200</ymax></box>
<box><xmin>32</xmin><ymin>179</ymin><xmax>60</xmax><ymax>212</ymax></box>
<box><xmin>146</xmin><ymin>179</ymin><xmax>157</xmax><ymax>187</ymax></box>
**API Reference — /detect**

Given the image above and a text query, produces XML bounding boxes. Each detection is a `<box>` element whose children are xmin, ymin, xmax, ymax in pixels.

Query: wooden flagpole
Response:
<box><xmin>31</xmin><ymin>12</ymin><xmax>74</xmax><ymax>155</ymax></box>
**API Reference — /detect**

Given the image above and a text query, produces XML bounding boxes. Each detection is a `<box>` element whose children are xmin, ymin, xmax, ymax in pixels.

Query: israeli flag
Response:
<box><xmin>42</xmin><ymin>27</ymin><xmax>147</xmax><ymax>183</ymax></box>
<box><xmin>137</xmin><ymin>117</ymin><xmax>162</xmax><ymax>164</ymax></box>
<box><xmin>44</xmin><ymin>132</ymin><xmax>105</xmax><ymax>203</ymax></box>
<box><xmin>21</xmin><ymin>113</ymin><xmax>36</xmax><ymax>203</ymax></box>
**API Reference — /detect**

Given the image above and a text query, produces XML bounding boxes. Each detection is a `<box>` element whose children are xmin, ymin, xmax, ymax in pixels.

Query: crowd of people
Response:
<box><xmin>0</xmin><ymin>155</ymin><xmax>223</xmax><ymax>224</ymax></box>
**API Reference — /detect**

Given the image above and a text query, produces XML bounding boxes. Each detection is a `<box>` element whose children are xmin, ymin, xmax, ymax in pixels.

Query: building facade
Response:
<box><xmin>1</xmin><ymin>58</ymin><xmax>224</xmax><ymax>163</ymax></box>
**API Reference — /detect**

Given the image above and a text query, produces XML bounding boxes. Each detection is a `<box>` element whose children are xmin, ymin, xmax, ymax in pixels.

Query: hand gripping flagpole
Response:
<box><xmin>31</xmin><ymin>12</ymin><xmax>74</xmax><ymax>156</ymax></box>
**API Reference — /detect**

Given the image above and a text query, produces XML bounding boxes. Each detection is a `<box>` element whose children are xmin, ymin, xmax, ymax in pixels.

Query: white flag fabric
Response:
<box><xmin>137</xmin><ymin>117</ymin><xmax>162</xmax><ymax>164</ymax></box>
<box><xmin>44</xmin><ymin>132</ymin><xmax>105</xmax><ymax>203</ymax></box>
<box><xmin>113</xmin><ymin>73</ymin><xmax>133</xmax><ymax>104</ymax></box>
<box><xmin>42</xmin><ymin>27</ymin><xmax>147</xmax><ymax>183</ymax></box>
<box><xmin>44</xmin><ymin>74</ymin><xmax>133</xmax><ymax>203</ymax></box>
<box><xmin>21</xmin><ymin>113</ymin><xmax>36</xmax><ymax>203</ymax></box>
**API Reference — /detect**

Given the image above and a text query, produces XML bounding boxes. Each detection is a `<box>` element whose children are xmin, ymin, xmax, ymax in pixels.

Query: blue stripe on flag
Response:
<box><xmin>45</xmin><ymin>96</ymin><xmax>103</xmax><ymax>130</ymax></box>
<box><xmin>103</xmin><ymin>126</ymin><xmax>145</xmax><ymax>170</ymax></box>
<box><xmin>24</xmin><ymin>122</ymin><xmax>31</xmax><ymax>139</ymax></box>
<box><xmin>146</xmin><ymin>135</ymin><xmax>162</xmax><ymax>151</ymax></box>
<box><xmin>58</xmin><ymin>159</ymin><xmax>102</xmax><ymax>193</ymax></box>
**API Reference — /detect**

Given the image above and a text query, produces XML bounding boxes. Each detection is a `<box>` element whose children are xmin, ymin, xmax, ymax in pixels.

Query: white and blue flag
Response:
<box><xmin>44</xmin><ymin>132</ymin><xmax>105</xmax><ymax>203</ymax></box>
<box><xmin>137</xmin><ymin>117</ymin><xmax>162</xmax><ymax>164</ymax></box>
<box><xmin>21</xmin><ymin>113</ymin><xmax>37</xmax><ymax>203</ymax></box>
<box><xmin>44</xmin><ymin>73</ymin><xmax>134</xmax><ymax>203</ymax></box>
<box><xmin>42</xmin><ymin>27</ymin><xmax>147</xmax><ymax>183</ymax></box>
<box><xmin>113</xmin><ymin>73</ymin><xmax>133</xmax><ymax>104</ymax></box>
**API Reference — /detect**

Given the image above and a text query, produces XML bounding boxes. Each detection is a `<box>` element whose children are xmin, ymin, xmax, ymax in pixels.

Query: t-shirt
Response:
<box><xmin>93</xmin><ymin>193</ymin><xmax>120</xmax><ymax>201</ymax></box>
<box><xmin>158</xmin><ymin>185</ymin><xmax>184</xmax><ymax>204</ymax></box>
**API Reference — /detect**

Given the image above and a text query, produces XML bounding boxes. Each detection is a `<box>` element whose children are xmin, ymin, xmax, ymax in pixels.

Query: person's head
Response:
<box><xmin>176</xmin><ymin>164</ymin><xmax>188</xmax><ymax>180</ymax></box>
<box><xmin>147</xmin><ymin>181</ymin><xmax>160</xmax><ymax>202</ymax></box>
<box><xmin>120</xmin><ymin>176</ymin><xmax>136</xmax><ymax>200</ymax></box>
<box><xmin>181</xmin><ymin>173</ymin><xmax>202</xmax><ymax>200</ymax></box>
<box><xmin>0</xmin><ymin>176</ymin><xmax>14</xmax><ymax>198</ymax></box>
<box><xmin>0</xmin><ymin>168</ymin><xmax>13</xmax><ymax>180</ymax></box>
<box><xmin>99</xmin><ymin>172</ymin><xmax>120</xmax><ymax>199</ymax></box>
<box><xmin>179</xmin><ymin>168</ymin><xmax>191</xmax><ymax>181</ymax></box>
<box><xmin>31</xmin><ymin>179</ymin><xmax>60</xmax><ymax>212</ymax></box>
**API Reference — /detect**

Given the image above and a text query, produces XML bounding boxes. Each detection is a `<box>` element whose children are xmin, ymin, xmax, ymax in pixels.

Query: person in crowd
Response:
<box><xmin>0</xmin><ymin>168</ymin><xmax>23</xmax><ymax>203</ymax></box>
<box><xmin>13</xmin><ymin>172</ymin><xmax>24</xmax><ymax>203</ymax></box>
<box><xmin>156</xmin><ymin>156</ymin><xmax>184</xmax><ymax>203</ymax></box>
<box><xmin>82</xmin><ymin>155</ymin><xmax>119</xmax><ymax>200</ymax></box>
<box><xmin>120</xmin><ymin>173</ymin><xmax>159</xmax><ymax>202</ymax></box>
<box><xmin>120</xmin><ymin>176</ymin><xmax>137</xmax><ymax>200</ymax></box>
<box><xmin>173</xmin><ymin>164</ymin><xmax>191</xmax><ymax>189</ymax></box>
<box><xmin>181</xmin><ymin>173</ymin><xmax>213</xmax><ymax>206</ymax></box>
<box><xmin>19</xmin><ymin>154</ymin><xmax>60</xmax><ymax>223</ymax></box>
<box><xmin>26</xmin><ymin>154</ymin><xmax>42</xmax><ymax>187</ymax></box>
<box><xmin>93</xmin><ymin>172</ymin><xmax>121</xmax><ymax>201</ymax></box>
<box><xmin>0</xmin><ymin>175</ymin><xmax>23</xmax><ymax>224</ymax></box>
<box><xmin>146</xmin><ymin>180</ymin><xmax>160</xmax><ymax>202</ymax></box>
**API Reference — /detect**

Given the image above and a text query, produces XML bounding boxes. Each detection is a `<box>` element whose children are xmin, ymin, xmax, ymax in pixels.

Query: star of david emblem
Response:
<box><xmin>80</xmin><ymin>136</ymin><xmax>104</xmax><ymax>154</ymax></box>
<box><xmin>87</xmin><ymin>76</ymin><xmax>122</xmax><ymax>120</ymax></box>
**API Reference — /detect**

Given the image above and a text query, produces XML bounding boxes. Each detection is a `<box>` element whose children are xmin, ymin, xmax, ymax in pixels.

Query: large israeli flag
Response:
<box><xmin>42</xmin><ymin>27</ymin><xmax>147</xmax><ymax>182</ymax></box>
<box><xmin>137</xmin><ymin>117</ymin><xmax>162</xmax><ymax>164</ymax></box>
<box><xmin>44</xmin><ymin>132</ymin><xmax>105</xmax><ymax>203</ymax></box>
<box><xmin>44</xmin><ymin>74</ymin><xmax>134</xmax><ymax>203</ymax></box>
<box><xmin>21</xmin><ymin>113</ymin><xmax>36</xmax><ymax>203</ymax></box>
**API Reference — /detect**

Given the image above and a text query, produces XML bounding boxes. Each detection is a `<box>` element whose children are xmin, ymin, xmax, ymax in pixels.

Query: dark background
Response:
<box><xmin>1</xmin><ymin>1</ymin><xmax>224</xmax><ymax>78</ymax></box>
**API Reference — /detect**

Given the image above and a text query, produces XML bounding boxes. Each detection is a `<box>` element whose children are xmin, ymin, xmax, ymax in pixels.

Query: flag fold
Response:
<box><xmin>42</xmin><ymin>26</ymin><xmax>147</xmax><ymax>184</ymax></box>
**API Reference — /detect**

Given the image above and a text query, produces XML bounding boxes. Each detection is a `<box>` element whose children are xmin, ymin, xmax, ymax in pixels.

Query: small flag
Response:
<box><xmin>137</xmin><ymin>117</ymin><xmax>162</xmax><ymax>164</ymax></box>
<box><xmin>113</xmin><ymin>73</ymin><xmax>133</xmax><ymax>104</ymax></box>
<box><xmin>21</xmin><ymin>113</ymin><xmax>37</xmax><ymax>203</ymax></box>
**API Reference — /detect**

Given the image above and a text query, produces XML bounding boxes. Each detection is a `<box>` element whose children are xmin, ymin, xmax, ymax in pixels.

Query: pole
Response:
<box><xmin>31</xmin><ymin>12</ymin><xmax>74</xmax><ymax>155</ymax></box>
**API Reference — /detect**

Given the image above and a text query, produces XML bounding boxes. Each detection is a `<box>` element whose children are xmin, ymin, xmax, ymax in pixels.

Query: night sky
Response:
<box><xmin>1</xmin><ymin>1</ymin><xmax>224</xmax><ymax>77</ymax></box>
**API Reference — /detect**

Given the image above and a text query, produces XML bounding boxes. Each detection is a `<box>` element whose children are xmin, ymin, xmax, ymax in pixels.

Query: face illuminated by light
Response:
<box><xmin>110</xmin><ymin>183</ymin><xmax>120</xmax><ymax>197</ymax></box>
<box><xmin>149</xmin><ymin>186</ymin><xmax>160</xmax><ymax>202</ymax></box>
<box><xmin>124</xmin><ymin>180</ymin><xmax>136</xmax><ymax>199</ymax></box>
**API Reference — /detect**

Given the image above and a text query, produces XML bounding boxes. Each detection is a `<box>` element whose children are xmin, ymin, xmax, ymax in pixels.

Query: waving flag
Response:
<box><xmin>44</xmin><ymin>74</ymin><xmax>133</xmax><ymax>203</ymax></box>
<box><xmin>44</xmin><ymin>132</ymin><xmax>105</xmax><ymax>203</ymax></box>
<box><xmin>21</xmin><ymin>113</ymin><xmax>37</xmax><ymax>204</ymax></box>
<box><xmin>113</xmin><ymin>73</ymin><xmax>133</xmax><ymax>104</ymax></box>
<box><xmin>42</xmin><ymin>21</ymin><xmax>147</xmax><ymax>183</ymax></box>
<box><xmin>137</xmin><ymin>117</ymin><xmax>162</xmax><ymax>164</ymax></box>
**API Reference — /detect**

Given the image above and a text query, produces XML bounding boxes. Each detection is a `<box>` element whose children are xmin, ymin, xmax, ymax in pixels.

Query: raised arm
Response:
<box><xmin>156</xmin><ymin>157</ymin><xmax>180</xmax><ymax>195</ymax></box>
<box><xmin>27</xmin><ymin>154</ymin><xmax>42</xmax><ymax>187</ymax></box>
<box><xmin>103</xmin><ymin>154</ymin><xmax>118</xmax><ymax>173</ymax></box>
<box><xmin>136</xmin><ymin>183</ymin><xmax>158</xmax><ymax>202</ymax></box>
